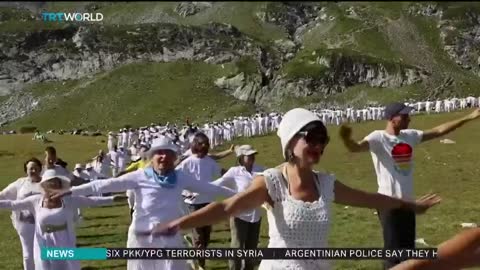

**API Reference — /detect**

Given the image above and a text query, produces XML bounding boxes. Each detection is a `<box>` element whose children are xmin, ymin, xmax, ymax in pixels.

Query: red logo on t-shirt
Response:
<box><xmin>391</xmin><ymin>142</ymin><xmax>413</xmax><ymax>174</ymax></box>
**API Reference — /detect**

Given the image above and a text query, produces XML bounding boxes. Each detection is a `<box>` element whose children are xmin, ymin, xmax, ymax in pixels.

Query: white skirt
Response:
<box><xmin>126</xmin><ymin>227</ymin><xmax>188</xmax><ymax>270</ymax></box>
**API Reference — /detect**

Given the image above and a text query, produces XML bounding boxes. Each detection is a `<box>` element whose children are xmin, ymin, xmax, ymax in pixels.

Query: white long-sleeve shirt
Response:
<box><xmin>212</xmin><ymin>165</ymin><xmax>264</xmax><ymax>223</ymax></box>
<box><xmin>0</xmin><ymin>177</ymin><xmax>43</xmax><ymax>222</ymax></box>
<box><xmin>0</xmin><ymin>194</ymin><xmax>115</xmax><ymax>270</ymax></box>
<box><xmin>176</xmin><ymin>155</ymin><xmax>222</xmax><ymax>204</ymax></box>
<box><xmin>70</xmin><ymin>169</ymin><xmax>235</xmax><ymax>232</ymax></box>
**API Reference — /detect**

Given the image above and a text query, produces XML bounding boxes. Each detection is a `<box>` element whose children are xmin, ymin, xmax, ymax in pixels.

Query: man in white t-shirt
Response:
<box><xmin>339</xmin><ymin>102</ymin><xmax>480</xmax><ymax>269</ymax></box>
<box><xmin>176</xmin><ymin>132</ymin><xmax>226</xmax><ymax>269</ymax></box>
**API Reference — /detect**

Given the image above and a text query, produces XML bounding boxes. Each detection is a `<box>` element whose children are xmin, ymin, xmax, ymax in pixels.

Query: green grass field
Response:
<box><xmin>1</xmin><ymin>110</ymin><xmax>480</xmax><ymax>269</ymax></box>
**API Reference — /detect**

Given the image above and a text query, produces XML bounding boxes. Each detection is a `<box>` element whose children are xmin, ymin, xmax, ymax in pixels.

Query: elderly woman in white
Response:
<box><xmin>210</xmin><ymin>145</ymin><xmax>265</xmax><ymax>270</ymax></box>
<box><xmin>0</xmin><ymin>158</ymin><xmax>43</xmax><ymax>270</ymax></box>
<box><xmin>0</xmin><ymin>169</ymin><xmax>123</xmax><ymax>270</ymax></box>
<box><xmin>145</xmin><ymin>108</ymin><xmax>442</xmax><ymax>270</ymax></box>
<box><xmin>50</xmin><ymin>136</ymin><xmax>235</xmax><ymax>270</ymax></box>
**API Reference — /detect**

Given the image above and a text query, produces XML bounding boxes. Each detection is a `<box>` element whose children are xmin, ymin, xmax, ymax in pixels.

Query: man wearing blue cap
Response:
<box><xmin>339</xmin><ymin>102</ymin><xmax>480</xmax><ymax>269</ymax></box>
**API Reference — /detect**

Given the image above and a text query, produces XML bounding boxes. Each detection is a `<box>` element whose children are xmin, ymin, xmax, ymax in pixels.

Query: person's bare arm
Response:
<box><xmin>167</xmin><ymin>175</ymin><xmax>269</xmax><ymax>230</ymax></box>
<box><xmin>422</xmin><ymin>109</ymin><xmax>480</xmax><ymax>142</ymax></box>
<box><xmin>339</xmin><ymin>125</ymin><xmax>370</xmax><ymax>153</ymax></box>
<box><xmin>209</xmin><ymin>145</ymin><xmax>235</xmax><ymax>160</ymax></box>
<box><xmin>391</xmin><ymin>228</ymin><xmax>480</xmax><ymax>270</ymax></box>
<box><xmin>334</xmin><ymin>180</ymin><xmax>441</xmax><ymax>213</ymax></box>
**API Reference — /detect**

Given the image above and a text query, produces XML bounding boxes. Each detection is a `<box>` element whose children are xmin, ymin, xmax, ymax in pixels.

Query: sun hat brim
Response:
<box><xmin>146</xmin><ymin>145</ymin><xmax>179</xmax><ymax>157</ymax></box>
<box><xmin>40</xmin><ymin>175</ymin><xmax>71</xmax><ymax>189</ymax></box>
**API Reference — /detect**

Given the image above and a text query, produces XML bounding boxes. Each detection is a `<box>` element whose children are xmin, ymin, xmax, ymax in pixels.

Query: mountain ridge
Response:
<box><xmin>1</xmin><ymin>2</ymin><xmax>480</xmax><ymax>129</ymax></box>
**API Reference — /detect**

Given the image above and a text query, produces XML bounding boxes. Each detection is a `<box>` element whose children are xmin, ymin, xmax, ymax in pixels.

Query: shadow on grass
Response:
<box><xmin>77</xmin><ymin>233</ymin><xmax>118</xmax><ymax>239</ymax></box>
<box><xmin>84</xmin><ymin>215</ymin><xmax>122</xmax><ymax>221</ymax></box>
<box><xmin>80</xmin><ymin>223</ymin><xmax>122</xmax><ymax>229</ymax></box>
<box><xmin>97</xmin><ymin>203</ymin><xmax>129</xmax><ymax>208</ymax></box>
<box><xmin>78</xmin><ymin>241</ymin><xmax>124</xmax><ymax>247</ymax></box>
<box><xmin>210</xmin><ymin>238</ymin><xmax>230</xmax><ymax>244</ymax></box>
<box><xmin>0</xmin><ymin>151</ymin><xmax>15</xmax><ymax>157</ymax></box>
<box><xmin>213</xmin><ymin>227</ymin><xmax>230</xmax><ymax>233</ymax></box>
<box><xmin>82</xmin><ymin>263</ymin><xmax>126</xmax><ymax>270</ymax></box>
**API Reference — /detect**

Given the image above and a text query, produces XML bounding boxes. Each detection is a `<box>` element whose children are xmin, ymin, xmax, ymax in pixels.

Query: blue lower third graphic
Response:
<box><xmin>41</xmin><ymin>248</ymin><xmax>107</xmax><ymax>260</ymax></box>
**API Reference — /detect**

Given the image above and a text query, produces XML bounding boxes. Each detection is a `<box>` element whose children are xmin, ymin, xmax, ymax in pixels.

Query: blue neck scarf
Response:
<box><xmin>144</xmin><ymin>167</ymin><xmax>177</xmax><ymax>188</ymax></box>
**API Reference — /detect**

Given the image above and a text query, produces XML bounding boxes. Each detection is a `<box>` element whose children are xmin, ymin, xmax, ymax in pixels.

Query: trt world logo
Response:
<box><xmin>42</xmin><ymin>12</ymin><xmax>104</xmax><ymax>22</ymax></box>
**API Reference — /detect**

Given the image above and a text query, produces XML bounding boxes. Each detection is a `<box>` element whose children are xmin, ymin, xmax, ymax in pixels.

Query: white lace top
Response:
<box><xmin>259</xmin><ymin>167</ymin><xmax>336</xmax><ymax>270</ymax></box>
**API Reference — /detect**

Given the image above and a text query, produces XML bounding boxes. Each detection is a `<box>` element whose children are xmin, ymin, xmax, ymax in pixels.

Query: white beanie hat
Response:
<box><xmin>277</xmin><ymin>108</ymin><xmax>321</xmax><ymax>159</ymax></box>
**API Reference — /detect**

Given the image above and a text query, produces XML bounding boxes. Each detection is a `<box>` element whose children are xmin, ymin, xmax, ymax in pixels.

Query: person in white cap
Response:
<box><xmin>49</xmin><ymin>136</ymin><xmax>235</xmax><ymax>270</ymax></box>
<box><xmin>0</xmin><ymin>158</ymin><xmax>43</xmax><ymax>270</ymax></box>
<box><xmin>144</xmin><ymin>108</ymin><xmax>441</xmax><ymax>270</ymax></box>
<box><xmin>72</xmin><ymin>163</ymin><xmax>90</xmax><ymax>223</ymax></box>
<box><xmin>72</xmin><ymin>164</ymin><xmax>89</xmax><ymax>180</ymax></box>
<box><xmin>91</xmin><ymin>150</ymin><xmax>111</xmax><ymax>178</ymax></box>
<box><xmin>0</xmin><ymin>169</ymin><xmax>124</xmax><ymax>270</ymax></box>
<box><xmin>107</xmin><ymin>132</ymin><xmax>116</xmax><ymax>152</ymax></box>
<box><xmin>84</xmin><ymin>163</ymin><xmax>103</xmax><ymax>181</ymax></box>
<box><xmin>340</xmin><ymin>103</ymin><xmax>480</xmax><ymax>269</ymax></box>
<box><xmin>210</xmin><ymin>144</ymin><xmax>265</xmax><ymax>270</ymax></box>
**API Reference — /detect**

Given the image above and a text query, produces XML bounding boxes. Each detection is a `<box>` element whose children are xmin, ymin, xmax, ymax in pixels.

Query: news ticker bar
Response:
<box><xmin>42</xmin><ymin>248</ymin><xmax>438</xmax><ymax>260</ymax></box>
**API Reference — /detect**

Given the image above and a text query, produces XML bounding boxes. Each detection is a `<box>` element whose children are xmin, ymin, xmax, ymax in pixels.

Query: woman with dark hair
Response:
<box><xmin>144</xmin><ymin>108</ymin><xmax>441</xmax><ymax>270</ymax></box>
<box><xmin>210</xmin><ymin>145</ymin><xmax>265</xmax><ymax>270</ymax></box>
<box><xmin>0</xmin><ymin>169</ymin><xmax>124</xmax><ymax>270</ymax></box>
<box><xmin>0</xmin><ymin>158</ymin><xmax>43</xmax><ymax>270</ymax></box>
<box><xmin>176</xmin><ymin>132</ymin><xmax>226</xmax><ymax>269</ymax></box>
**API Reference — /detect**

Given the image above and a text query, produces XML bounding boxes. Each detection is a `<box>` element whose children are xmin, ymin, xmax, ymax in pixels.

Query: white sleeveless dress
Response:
<box><xmin>259</xmin><ymin>168</ymin><xmax>336</xmax><ymax>270</ymax></box>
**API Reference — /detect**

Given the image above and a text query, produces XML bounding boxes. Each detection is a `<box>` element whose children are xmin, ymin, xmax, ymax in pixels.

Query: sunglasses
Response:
<box><xmin>297</xmin><ymin>129</ymin><xmax>329</xmax><ymax>146</ymax></box>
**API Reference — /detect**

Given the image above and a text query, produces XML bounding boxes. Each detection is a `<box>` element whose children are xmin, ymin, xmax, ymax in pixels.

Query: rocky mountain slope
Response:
<box><xmin>1</xmin><ymin>2</ymin><xmax>480</xmax><ymax>129</ymax></box>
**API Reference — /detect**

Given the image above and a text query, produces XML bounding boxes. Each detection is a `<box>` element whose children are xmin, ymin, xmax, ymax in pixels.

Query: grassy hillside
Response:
<box><xmin>1</xmin><ymin>111</ymin><xmax>480</xmax><ymax>269</ymax></box>
<box><xmin>2</xmin><ymin>2</ymin><xmax>480</xmax><ymax>130</ymax></box>
<box><xmin>7</xmin><ymin>61</ymin><xmax>256</xmax><ymax>130</ymax></box>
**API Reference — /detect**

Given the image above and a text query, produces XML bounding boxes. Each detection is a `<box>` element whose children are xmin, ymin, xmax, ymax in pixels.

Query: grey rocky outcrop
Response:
<box><xmin>174</xmin><ymin>2</ymin><xmax>212</xmax><ymax>17</ymax></box>
<box><xmin>410</xmin><ymin>3</ymin><xmax>480</xmax><ymax>76</ymax></box>
<box><xmin>0</xmin><ymin>22</ymin><xmax>265</xmax><ymax>95</ymax></box>
<box><xmin>215</xmin><ymin>53</ymin><xmax>426</xmax><ymax>109</ymax></box>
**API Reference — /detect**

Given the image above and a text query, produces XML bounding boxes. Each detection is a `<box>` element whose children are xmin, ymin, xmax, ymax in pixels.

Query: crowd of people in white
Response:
<box><xmin>1</xmin><ymin>93</ymin><xmax>480</xmax><ymax>270</ymax></box>
<box><xmin>73</xmin><ymin>95</ymin><xmax>480</xmax><ymax>180</ymax></box>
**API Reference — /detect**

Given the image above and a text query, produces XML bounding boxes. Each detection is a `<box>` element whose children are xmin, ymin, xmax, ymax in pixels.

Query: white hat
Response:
<box><xmin>277</xmin><ymin>108</ymin><xmax>321</xmax><ymax>159</ymax></box>
<box><xmin>235</xmin><ymin>145</ymin><xmax>258</xmax><ymax>157</ymax></box>
<box><xmin>85</xmin><ymin>163</ymin><xmax>93</xmax><ymax>169</ymax></box>
<box><xmin>74</xmin><ymin>163</ymin><xmax>83</xmax><ymax>170</ymax></box>
<box><xmin>40</xmin><ymin>169</ymin><xmax>71</xmax><ymax>189</ymax></box>
<box><xmin>146</xmin><ymin>136</ymin><xmax>179</xmax><ymax>157</ymax></box>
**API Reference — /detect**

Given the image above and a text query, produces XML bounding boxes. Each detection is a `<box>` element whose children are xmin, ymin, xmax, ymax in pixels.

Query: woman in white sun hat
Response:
<box><xmin>144</xmin><ymin>108</ymin><xmax>441</xmax><ymax>270</ymax></box>
<box><xmin>50</xmin><ymin>136</ymin><xmax>236</xmax><ymax>270</ymax></box>
<box><xmin>0</xmin><ymin>168</ymin><xmax>124</xmax><ymax>270</ymax></box>
<box><xmin>210</xmin><ymin>144</ymin><xmax>265</xmax><ymax>270</ymax></box>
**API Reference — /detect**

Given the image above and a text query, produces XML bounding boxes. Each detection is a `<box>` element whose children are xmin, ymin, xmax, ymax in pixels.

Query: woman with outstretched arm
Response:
<box><xmin>141</xmin><ymin>108</ymin><xmax>441</xmax><ymax>270</ymax></box>
<box><xmin>49</xmin><ymin>136</ymin><xmax>236</xmax><ymax>270</ymax></box>
<box><xmin>0</xmin><ymin>169</ymin><xmax>125</xmax><ymax>270</ymax></box>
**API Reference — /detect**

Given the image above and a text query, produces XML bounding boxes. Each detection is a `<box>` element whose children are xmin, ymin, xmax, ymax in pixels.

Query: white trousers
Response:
<box><xmin>127</xmin><ymin>228</ymin><xmax>187</xmax><ymax>270</ymax></box>
<box><xmin>126</xmin><ymin>190</ymin><xmax>135</xmax><ymax>209</ymax></box>
<box><xmin>14</xmin><ymin>220</ymin><xmax>35</xmax><ymax>270</ymax></box>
